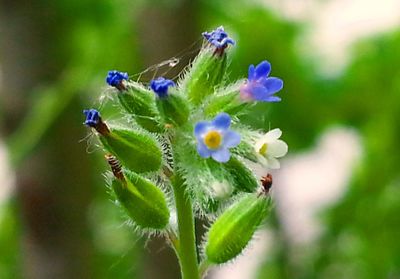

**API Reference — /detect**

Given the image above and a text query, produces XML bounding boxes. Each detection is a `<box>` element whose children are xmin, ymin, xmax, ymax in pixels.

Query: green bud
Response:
<box><xmin>117</xmin><ymin>83</ymin><xmax>162</xmax><ymax>132</ymax></box>
<box><xmin>203</xmin><ymin>82</ymin><xmax>250</xmax><ymax>117</ymax></box>
<box><xmin>100</xmin><ymin>127</ymin><xmax>162</xmax><ymax>173</ymax></box>
<box><xmin>183</xmin><ymin>48</ymin><xmax>228</xmax><ymax>105</ymax></box>
<box><xmin>224</xmin><ymin>157</ymin><xmax>258</xmax><ymax>192</ymax></box>
<box><xmin>205</xmin><ymin>193</ymin><xmax>271</xmax><ymax>264</ymax></box>
<box><xmin>110</xmin><ymin>167</ymin><xmax>170</xmax><ymax>230</ymax></box>
<box><xmin>156</xmin><ymin>92</ymin><xmax>190</xmax><ymax>127</ymax></box>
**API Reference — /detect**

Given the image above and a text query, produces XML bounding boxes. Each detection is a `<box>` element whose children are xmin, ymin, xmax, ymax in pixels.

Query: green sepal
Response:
<box><xmin>117</xmin><ymin>83</ymin><xmax>162</xmax><ymax>132</ymax></box>
<box><xmin>203</xmin><ymin>82</ymin><xmax>250</xmax><ymax>117</ymax></box>
<box><xmin>100</xmin><ymin>127</ymin><xmax>162</xmax><ymax>173</ymax></box>
<box><xmin>205</xmin><ymin>193</ymin><xmax>271</xmax><ymax>264</ymax></box>
<box><xmin>224</xmin><ymin>157</ymin><xmax>259</xmax><ymax>192</ymax></box>
<box><xmin>112</xmin><ymin>169</ymin><xmax>170</xmax><ymax>230</ymax></box>
<box><xmin>182</xmin><ymin>47</ymin><xmax>228</xmax><ymax>105</ymax></box>
<box><xmin>156</xmin><ymin>92</ymin><xmax>190</xmax><ymax>127</ymax></box>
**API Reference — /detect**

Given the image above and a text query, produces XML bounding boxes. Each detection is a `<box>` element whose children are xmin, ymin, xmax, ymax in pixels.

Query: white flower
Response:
<box><xmin>254</xmin><ymin>128</ymin><xmax>288</xmax><ymax>169</ymax></box>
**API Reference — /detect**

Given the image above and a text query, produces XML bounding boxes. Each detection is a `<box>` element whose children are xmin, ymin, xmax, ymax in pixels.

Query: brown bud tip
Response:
<box><xmin>105</xmin><ymin>154</ymin><xmax>124</xmax><ymax>180</ymax></box>
<box><xmin>261</xmin><ymin>174</ymin><xmax>273</xmax><ymax>194</ymax></box>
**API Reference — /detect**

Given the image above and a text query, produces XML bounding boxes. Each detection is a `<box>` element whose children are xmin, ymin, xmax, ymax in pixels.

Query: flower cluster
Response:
<box><xmin>82</xmin><ymin>26</ymin><xmax>289</xmax><ymax>276</ymax></box>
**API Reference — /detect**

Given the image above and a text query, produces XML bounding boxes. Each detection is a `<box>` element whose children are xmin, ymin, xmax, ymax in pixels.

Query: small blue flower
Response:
<box><xmin>194</xmin><ymin>113</ymin><xmax>241</xmax><ymax>163</ymax></box>
<box><xmin>202</xmin><ymin>26</ymin><xmax>235</xmax><ymax>49</ymax></box>
<box><xmin>150</xmin><ymin>77</ymin><xmax>175</xmax><ymax>98</ymax></box>
<box><xmin>240</xmin><ymin>61</ymin><xmax>283</xmax><ymax>102</ymax></box>
<box><xmin>83</xmin><ymin>109</ymin><xmax>101</xmax><ymax>128</ymax></box>
<box><xmin>106</xmin><ymin>70</ymin><xmax>129</xmax><ymax>88</ymax></box>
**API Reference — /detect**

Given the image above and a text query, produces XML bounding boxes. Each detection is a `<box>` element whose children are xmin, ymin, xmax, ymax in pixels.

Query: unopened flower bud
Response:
<box><xmin>205</xmin><ymin>193</ymin><xmax>271</xmax><ymax>264</ymax></box>
<box><xmin>106</xmin><ymin>156</ymin><xmax>170</xmax><ymax>230</ymax></box>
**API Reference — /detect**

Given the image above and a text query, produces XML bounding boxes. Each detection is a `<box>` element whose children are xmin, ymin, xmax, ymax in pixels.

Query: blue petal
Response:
<box><xmin>194</xmin><ymin>121</ymin><xmax>210</xmax><ymax>137</ymax></box>
<box><xmin>263</xmin><ymin>96</ymin><xmax>281</xmax><ymax>102</ymax></box>
<box><xmin>212</xmin><ymin>113</ymin><xmax>231</xmax><ymax>130</ymax></box>
<box><xmin>223</xmin><ymin>131</ymin><xmax>241</xmax><ymax>148</ymax></box>
<box><xmin>211</xmin><ymin>148</ymin><xmax>231</xmax><ymax>163</ymax></box>
<box><xmin>197</xmin><ymin>142</ymin><xmax>211</xmax><ymax>158</ymax></box>
<box><xmin>248</xmin><ymin>84</ymin><xmax>271</xmax><ymax>101</ymax></box>
<box><xmin>263</xmin><ymin>77</ymin><xmax>283</xmax><ymax>93</ymax></box>
<box><xmin>248</xmin><ymin>64</ymin><xmax>256</xmax><ymax>80</ymax></box>
<box><xmin>254</xmin><ymin>61</ymin><xmax>271</xmax><ymax>80</ymax></box>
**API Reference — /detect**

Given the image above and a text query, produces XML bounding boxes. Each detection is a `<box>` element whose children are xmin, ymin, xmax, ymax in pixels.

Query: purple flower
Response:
<box><xmin>106</xmin><ymin>70</ymin><xmax>129</xmax><ymax>89</ymax></box>
<box><xmin>240</xmin><ymin>61</ymin><xmax>283</xmax><ymax>102</ymax></box>
<box><xmin>202</xmin><ymin>26</ymin><xmax>235</xmax><ymax>49</ymax></box>
<box><xmin>194</xmin><ymin>113</ymin><xmax>241</xmax><ymax>163</ymax></box>
<box><xmin>150</xmin><ymin>77</ymin><xmax>175</xmax><ymax>98</ymax></box>
<box><xmin>83</xmin><ymin>109</ymin><xmax>101</xmax><ymax>128</ymax></box>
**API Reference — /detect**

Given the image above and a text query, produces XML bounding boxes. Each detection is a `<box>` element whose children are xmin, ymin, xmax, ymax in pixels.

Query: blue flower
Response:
<box><xmin>106</xmin><ymin>70</ymin><xmax>129</xmax><ymax>89</ymax></box>
<box><xmin>240</xmin><ymin>61</ymin><xmax>283</xmax><ymax>102</ymax></box>
<box><xmin>83</xmin><ymin>109</ymin><xmax>101</xmax><ymax>128</ymax></box>
<box><xmin>194</xmin><ymin>113</ymin><xmax>241</xmax><ymax>163</ymax></box>
<box><xmin>202</xmin><ymin>26</ymin><xmax>235</xmax><ymax>49</ymax></box>
<box><xmin>150</xmin><ymin>77</ymin><xmax>175</xmax><ymax>98</ymax></box>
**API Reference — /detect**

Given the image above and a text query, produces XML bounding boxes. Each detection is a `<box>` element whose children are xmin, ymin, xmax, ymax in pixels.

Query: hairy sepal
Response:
<box><xmin>100</xmin><ymin>126</ymin><xmax>162</xmax><ymax>173</ymax></box>
<box><xmin>110</xmin><ymin>169</ymin><xmax>170</xmax><ymax>230</ymax></box>
<box><xmin>156</xmin><ymin>91</ymin><xmax>190</xmax><ymax>127</ymax></box>
<box><xmin>182</xmin><ymin>47</ymin><xmax>228</xmax><ymax>105</ymax></box>
<box><xmin>205</xmin><ymin>193</ymin><xmax>271</xmax><ymax>264</ymax></box>
<box><xmin>118</xmin><ymin>82</ymin><xmax>162</xmax><ymax>132</ymax></box>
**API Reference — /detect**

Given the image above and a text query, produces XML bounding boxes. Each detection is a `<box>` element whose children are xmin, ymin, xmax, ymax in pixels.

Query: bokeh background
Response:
<box><xmin>1</xmin><ymin>0</ymin><xmax>400</xmax><ymax>278</ymax></box>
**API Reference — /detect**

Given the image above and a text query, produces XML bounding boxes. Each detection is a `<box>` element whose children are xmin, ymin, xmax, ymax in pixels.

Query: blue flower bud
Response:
<box><xmin>150</xmin><ymin>77</ymin><xmax>175</xmax><ymax>98</ymax></box>
<box><xmin>83</xmin><ymin>109</ymin><xmax>100</xmax><ymax>128</ymax></box>
<box><xmin>83</xmin><ymin>109</ymin><xmax>110</xmax><ymax>135</ymax></box>
<box><xmin>202</xmin><ymin>26</ymin><xmax>235</xmax><ymax>56</ymax></box>
<box><xmin>106</xmin><ymin>70</ymin><xmax>129</xmax><ymax>90</ymax></box>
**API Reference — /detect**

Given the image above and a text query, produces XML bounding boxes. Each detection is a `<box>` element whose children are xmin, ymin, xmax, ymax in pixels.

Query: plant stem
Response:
<box><xmin>172</xmin><ymin>175</ymin><xmax>199</xmax><ymax>279</ymax></box>
<box><xmin>199</xmin><ymin>259</ymin><xmax>211</xmax><ymax>279</ymax></box>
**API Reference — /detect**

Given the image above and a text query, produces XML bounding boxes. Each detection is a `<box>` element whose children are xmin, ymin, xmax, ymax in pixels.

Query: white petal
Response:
<box><xmin>267</xmin><ymin>157</ymin><xmax>281</xmax><ymax>169</ymax></box>
<box><xmin>268</xmin><ymin>140</ymin><xmax>288</xmax><ymax>158</ymax></box>
<box><xmin>267</xmin><ymin>128</ymin><xmax>282</xmax><ymax>140</ymax></box>
<box><xmin>261</xmin><ymin>128</ymin><xmax>282</xmax><ymax>142</ymax></box>
<box><xmin>256</xmin><ymin>154</ymin><xmax>269</xmax><ymax>167</ymax></box>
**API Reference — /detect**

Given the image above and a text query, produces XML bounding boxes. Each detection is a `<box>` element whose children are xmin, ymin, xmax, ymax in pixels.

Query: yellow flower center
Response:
<box><xmin>204</xmin><ymin>130</ymin><xmax>222</xmax><ymax>149</ymax></box>
<box><xmin>259</xmin><ymin>143</ymin><xmax>268</xmax><ymax>155</ymax></box>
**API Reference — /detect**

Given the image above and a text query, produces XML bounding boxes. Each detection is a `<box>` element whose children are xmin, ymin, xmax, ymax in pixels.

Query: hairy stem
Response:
<box><xmin>172</xmin><ymin>175</ymin><xmax>199</xmax><ymax>279</ymax></box>
<box><xmin>199</xmin><ymin>259</ymin><xmax>211</xmax><ymax>279</ymax></box>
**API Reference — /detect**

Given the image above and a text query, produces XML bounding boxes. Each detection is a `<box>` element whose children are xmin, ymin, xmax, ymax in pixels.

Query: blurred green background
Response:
<box><xmin>1</xmin><ymin>0</ymin><xmax>399</xmax><ymax>278</ymax></box>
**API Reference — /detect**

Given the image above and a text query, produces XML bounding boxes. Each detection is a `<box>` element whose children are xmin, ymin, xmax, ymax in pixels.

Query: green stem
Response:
<box><xmin>199</xmin><ymin>259</ymin><xmax>211</xmax><ymax>279</ymax></box>
<box><xmin>172</xmin><ymin>175</ymin><xmax>199</xmax><ymax>279</ymax></box>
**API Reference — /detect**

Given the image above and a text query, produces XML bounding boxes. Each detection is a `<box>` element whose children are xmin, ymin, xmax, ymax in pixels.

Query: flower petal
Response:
<box><xmin>267</xmin><ymin>157</ymin><xmax>281</xmax><ymax>169</ymax></box>
<box><xmin>248</xmin><ymin>64</ymin><xmax>256</xmax><ymax>80</ymax></box>
<box><xmin>263</xmin><ymin>96</ymin><xmax>281</xmax><ymax>102</ymax></box>
<box><xmin>194</xmin><ymin>121</ymin><xmax>210</xmax><ymax>137</ymax></box>
<box><xmin>211</xmin><ymin>148</ymin><xmax>231</xmax><ymax>163</ymax></box>
<box><xmin>249</xmin><ymin>84</ymin><xmax>271</xmax><ymax>101</ymax></box>
<box><xmin>254</xmin><ymin>61</ymin><xmax>271</xmax><ymax>80</ymax></box>
<box><xmin>263</xmin><ymin>128</ymin><xmax>282</xmax><ymax>142</ymax></box>
<box><xmin>263</xmin><ymin>77</ymin><xmax>283</xmax><ymax>94</ymax></box>
<box><xmin>223</xmin><ymin>130</ymin><xmax>241</xmax><ymax>148</ymax></box>
<box><xmin>268</xmin><ymin>140</ymin><xmax>288</xmax><ymax>158</ymax></box>
<box><xmin>212</xmin><ymin>113</ymin><xmax>231</xmax><ymax>130</ymax></box>
<box><xmin>197</xmin><ymin>142</ymin><xmax>211</xmax><ymax>158</ymax></box>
